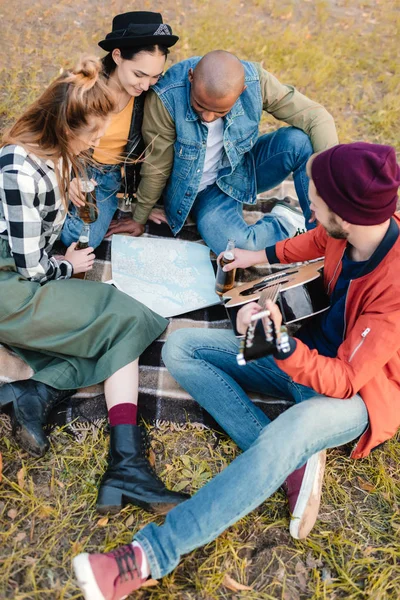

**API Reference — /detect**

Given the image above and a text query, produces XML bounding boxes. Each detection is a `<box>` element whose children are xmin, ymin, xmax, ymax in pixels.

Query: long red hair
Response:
<box><xmin>2</xmin><ymin>56</ymin><xmax>116</xmax><ymax>208</ymax></box>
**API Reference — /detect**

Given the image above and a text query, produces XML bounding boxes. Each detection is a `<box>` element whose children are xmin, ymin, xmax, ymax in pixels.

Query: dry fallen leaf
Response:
<box><xmin>295</xmin><ymin>560</ymin><xmax>308</xmax><ymax>592</ymax></box>
<box><xmin>148</xmin><ymin>449</ymin><xmax>156</xmax><ymax>468</ymax></box>
<box><xmin>306</xmin><ymin>552</ymin><xmax>323</xmax><ymax>569</ymax></box>
<box><xmin>357</xmin><ymin>477</ymin><xmax>375</xmax><ymax>493</ymax></box>
<box><xmin>125</xmin><ymin>514</ymin><xmax>135</xmax><ymax>528</ymax></box>
<box><xmin>15</xmin><ymin>532</ymin><xmax>26</xmax><ymax>543</ymax></box>
<box><xmin>222</xmin><ymin>574</ymin><xmax>252</xmax><ymax>592</ymax></box>
<box><xmin>142</xmin><ymin>579</ymin><xmax>159</xmax><ymax>588</ymax></box>
<box><xmin>274</xmin><ymin>566</ymin><xmax>285</xmax><ymax>582</ymax></box>
<box><xmin>37</xmin><ymin>505</ymin><xmax>54</xmax><ymax>520</ymax></box>
<box><xmin>71</xmin><ymin>540</ymin><xmax>84</xmax><ymax>555</ymax></box>
<box><xmin>96</xmin><ymin>516</ymin><xmax>109</xmax><ymax>527</ymax></box>
<box><xmin>7</xmin><ymin>508</ymin><xmax>18</xmax><ymax>520</ymax></box>
<box><xmin>17</xmin><ymin>467</ymin><xmax>25</xmax><ymax>490</ymax></box>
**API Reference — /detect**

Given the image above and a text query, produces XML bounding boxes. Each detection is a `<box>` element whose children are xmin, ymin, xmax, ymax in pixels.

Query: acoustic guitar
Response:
<box><xmin>224</xmin><ymin>259</ymin><xmax>330</xmax><ymax>365</ymax></box>
<box><xmin>224</xmin><ymin>258</ymin><xmax>329</xmax><ymax>325</ymax></box>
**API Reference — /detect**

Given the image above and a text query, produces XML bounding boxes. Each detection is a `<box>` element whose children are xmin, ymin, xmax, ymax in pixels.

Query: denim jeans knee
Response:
<box><xmin>162</xmin><ymin>329</ymin><xmax>193</xmax><ymax>371</ymax></box>
<box><xmin>285</xmin><ymin>127</ymin><xmax>313</xmax><ymax>157</ymax></box>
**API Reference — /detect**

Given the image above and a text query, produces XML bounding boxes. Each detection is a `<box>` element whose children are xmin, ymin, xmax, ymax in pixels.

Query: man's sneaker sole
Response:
<box><xmin>289</xmin><ymin>450</ymin><xmax>326</xmax><ymax>540</ymax></box>
<box><xmin>73</xmin><ymin>553</ymin><xmax>107</xmax><ymax>600</ymax></box>
<box><xmin>270</xmin><ymin>202</ymin><xmax>306</xmax><ymax>236</ymax></box>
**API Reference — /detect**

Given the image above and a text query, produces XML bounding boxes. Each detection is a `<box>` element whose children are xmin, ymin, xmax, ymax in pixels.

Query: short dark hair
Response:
<box><xmin>102</xmin><ymin>45</ymin><xmax>170</xmax><ymax>77</ymax></box>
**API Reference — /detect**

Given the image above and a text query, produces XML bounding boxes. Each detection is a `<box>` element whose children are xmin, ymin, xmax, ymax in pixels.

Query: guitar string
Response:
<box><xmin>259</xmin><ymin>283</ymin><xmax>280</xmax><ymax>309</ymax></box>
<box><xmin>258</xmin><ymin>284</ymin><xmax>281</xmax><ymax>344</ymax></box>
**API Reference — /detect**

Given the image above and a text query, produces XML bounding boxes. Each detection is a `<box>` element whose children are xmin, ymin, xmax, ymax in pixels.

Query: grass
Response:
<box><xmin>0</xmin><ymin>0</ymin><xmax>400</xmax><ymax>149</ymax></box>
<box><xmin>1</xmin><ymin>415</ymin><xmax>400</xmax><ymax>599</ymax></box>
<box><xmin>1</xmin><ymin>0</ymin><xmax>400</xmax><ymax>598</ymax></box>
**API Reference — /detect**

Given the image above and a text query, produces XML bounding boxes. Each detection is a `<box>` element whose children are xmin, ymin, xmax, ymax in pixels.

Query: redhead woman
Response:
<box><xmin>61</xmin><ymin>11</ymin><xmax>178</xmax><ymax>248</ymax></box>
<box><xmin>0</xmin><ymin>56</ymin><xmax>188</xmax><ymax>514</ymax></box>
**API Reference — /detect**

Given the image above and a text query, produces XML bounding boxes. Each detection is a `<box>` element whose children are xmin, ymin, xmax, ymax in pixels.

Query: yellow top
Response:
<box><xmin>93</xmin><ymin>97</ymin><xmax>135</xmax><ymax>165</ymax></box>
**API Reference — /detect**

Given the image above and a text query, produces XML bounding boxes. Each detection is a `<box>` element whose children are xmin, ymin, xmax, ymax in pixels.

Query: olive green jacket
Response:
<box><xmin>133</xmin><ymin>62</ymin><xmax>338</xmax><ymax>224</ymax></box>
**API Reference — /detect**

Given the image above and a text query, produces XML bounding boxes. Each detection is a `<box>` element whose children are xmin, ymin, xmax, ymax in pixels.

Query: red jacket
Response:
<box><xmin>273</xmin><ymin>216</ymin><xmax>400</xmax><ymax>458</ymax></box>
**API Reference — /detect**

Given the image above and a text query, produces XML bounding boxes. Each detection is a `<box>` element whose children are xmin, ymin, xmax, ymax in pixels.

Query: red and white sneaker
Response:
<box><xmin>73</xmin><ymin>544</ymin><xmax>147</xmax><ymax>600</ymax></box>
<box><xmin>282</xmin><ymin>450</ymin><xmax>326</xmax><ymax>540</ymax></box>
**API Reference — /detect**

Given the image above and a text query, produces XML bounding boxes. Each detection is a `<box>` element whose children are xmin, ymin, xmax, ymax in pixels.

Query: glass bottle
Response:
<box><xmin>215</xmin><ymin>239</ymin><xmax>236</xmax><ymax>296</ymax></box>
<box><xmin>76</xmin><ymin>223</ymin><xmax>90</xmax><ymax>250</ymax></box>
<box><xmin>77</xmin><ymin>179</ymin><xmax>97</xmax><ymax>224</ymax></box>
<box><xmin>73</xmin><ymin>224</ymin><xmax>90</xmax><ymax>279</ymax></box>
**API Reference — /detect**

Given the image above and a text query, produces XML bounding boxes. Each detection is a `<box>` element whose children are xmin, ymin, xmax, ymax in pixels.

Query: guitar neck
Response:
<box><xmin>237</xmin><ymin>284</ymin><xmax>279</xmax><ymax>366</ymax></box>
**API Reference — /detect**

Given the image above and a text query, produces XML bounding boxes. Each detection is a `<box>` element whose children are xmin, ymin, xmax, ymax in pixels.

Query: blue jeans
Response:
<box><xmin>134</xmin><ymin>329</ymin><xmax>369</xmax><ymax>578</ymax></box>
<box><xmin>191</xmin><ymin>127</ymin><xmax>314</xmax><ymax>255</ymax></box>
<box><xmin>61</xmin><ymin>164</ymin><xmax>121</xmax><ymax>249</ymax></box>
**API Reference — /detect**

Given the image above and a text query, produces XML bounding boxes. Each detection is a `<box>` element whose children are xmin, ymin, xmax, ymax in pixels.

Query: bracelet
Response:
<box><xmin>276</xmin><ymin>326</ymin><xmax>291</xmax><ymax>354</ymax></box>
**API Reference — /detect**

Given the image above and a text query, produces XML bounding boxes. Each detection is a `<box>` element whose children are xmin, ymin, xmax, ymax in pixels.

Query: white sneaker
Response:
<box><xmin>282</xmin><ymin>450</ymin><xmax>327</xmax><ymax>540</ymax></box>
<box><xmin>270</xmin><ymin>202</ymin><xmax>306</xmax><ymax>237</ymax></box>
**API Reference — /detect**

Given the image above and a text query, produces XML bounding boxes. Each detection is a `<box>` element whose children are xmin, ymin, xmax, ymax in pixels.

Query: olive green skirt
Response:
<box><xmin>0</xmin><ymin>239</ymin><xmax>168</xmax><ymax>390</ymax></box>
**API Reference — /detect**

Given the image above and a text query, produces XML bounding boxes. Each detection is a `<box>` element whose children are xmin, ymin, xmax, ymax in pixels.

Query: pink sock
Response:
<box><xmin>108</xmin><ymin>403</ymin><xmax>137</xmax><ymax>427</ymax></box>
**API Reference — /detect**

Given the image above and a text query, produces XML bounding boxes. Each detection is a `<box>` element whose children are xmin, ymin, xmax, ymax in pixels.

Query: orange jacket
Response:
<box><xmin>273</xmin><ymin>216</ymin><xmax>400</xmax><ymax>458</ymax></box>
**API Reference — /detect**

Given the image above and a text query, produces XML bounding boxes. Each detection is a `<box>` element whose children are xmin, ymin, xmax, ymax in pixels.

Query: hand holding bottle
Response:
<box><xmin>215</xmin><ymin>239</ymin><xmax>236</xmax><ymax>296</ymax></box>
<box><xmin>218</xmin><ymin>247</ymin><xmax>269</xmax><ymax>272</ymax></box>
<box><xmin>65</xmin><ymin>242</ymin><xmax>95</xmax><ymax>275</ymax></box>
<box><xmin>69</xmin><ymin>178</ymin><xmax>97</xmax><ymax>209</ymax></box>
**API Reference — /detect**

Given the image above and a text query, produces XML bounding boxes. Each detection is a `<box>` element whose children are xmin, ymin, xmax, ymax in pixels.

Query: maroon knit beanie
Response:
<box><xmin>311</xmin><ymin>142</ymin><xmax>400</xmax><ymax>225</ymax></box>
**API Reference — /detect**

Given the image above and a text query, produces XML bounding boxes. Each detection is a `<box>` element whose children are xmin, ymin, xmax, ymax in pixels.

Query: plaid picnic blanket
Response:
<box><xmin>0</xmin><ymin>181</ymin><xmax>299</xmax><ymax>433</ymax></box>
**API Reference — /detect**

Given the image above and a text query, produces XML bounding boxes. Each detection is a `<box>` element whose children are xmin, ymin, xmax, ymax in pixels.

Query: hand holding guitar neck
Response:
<box><xmin>237</xmin><ymin>296</ymin><xmax>290</xmax><ymax>365</ymax></box>
<box><xmin>261</xmin><ymin>300</ymin><xmax>291</xmax><ymax>355</ymax></box>
<box><xmin>236</xmin><ymin>302</ymin><xmax>264</xmax><ymax>335</ymax></box>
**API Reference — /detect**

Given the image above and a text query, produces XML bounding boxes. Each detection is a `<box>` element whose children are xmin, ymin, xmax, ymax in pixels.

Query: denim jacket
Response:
<box><xmin>151</xmin><ymin>57</ymin><xmax>262</xmax><ymax>234</ymax></box>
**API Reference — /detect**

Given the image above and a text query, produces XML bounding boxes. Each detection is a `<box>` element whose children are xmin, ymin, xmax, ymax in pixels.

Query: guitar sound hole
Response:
<box><xmin>240</xmin><ymin>279</ymin><xmax>289</xmax><ymax>297</ymax></box>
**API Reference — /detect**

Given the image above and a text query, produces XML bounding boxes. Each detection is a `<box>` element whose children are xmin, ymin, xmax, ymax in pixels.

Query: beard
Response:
<box><xmin>325</xmin><ymin>215</ymin><xmax>349</xmax><ymax>240</ymax></box>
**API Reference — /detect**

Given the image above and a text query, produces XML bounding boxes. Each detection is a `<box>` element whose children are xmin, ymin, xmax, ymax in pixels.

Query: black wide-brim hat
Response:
<box><xmin>98</xmin><ymin>11</ymin><xmax>179</xmax><ymax>52</ymax></box>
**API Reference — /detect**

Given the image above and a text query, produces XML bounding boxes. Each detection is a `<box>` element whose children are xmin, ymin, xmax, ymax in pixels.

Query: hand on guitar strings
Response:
<box><xmin>236</xmin><ymin>299</ymin><xmax>283</xmax><ymax>336</ymax></box>
<box><xmin>218</xmin><ymin>247</ymin><xmax>269</xmax><ymax>272</ymax></box>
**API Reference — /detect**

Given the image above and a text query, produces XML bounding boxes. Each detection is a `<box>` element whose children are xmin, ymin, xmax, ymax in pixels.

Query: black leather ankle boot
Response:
<box><xmin>96</xmin><ymin>424</ymin><xmax>190</xmax><ymax>515</ymax></box>
<box><xmin>0</xmin><ymin>380</ymin><xmax>76</xmax><ymax>457</ymax></box>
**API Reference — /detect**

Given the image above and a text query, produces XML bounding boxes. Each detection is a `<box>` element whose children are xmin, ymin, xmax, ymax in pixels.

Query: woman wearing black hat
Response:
<box><xmin>61</xmin><ymin>11</ymin><xmax>178</xmax><ymax>249</ymax></box>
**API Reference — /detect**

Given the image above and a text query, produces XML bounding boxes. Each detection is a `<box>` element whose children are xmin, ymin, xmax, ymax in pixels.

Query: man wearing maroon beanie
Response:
<box><xmin>311</xmin><ymin>142</ymin><xmax>400</xmax><ymax>227</ymax></box>
<box><xmin>74</xmin><ymin>143</ymin><xmax>400</xmax><ymax>600</ymax></box>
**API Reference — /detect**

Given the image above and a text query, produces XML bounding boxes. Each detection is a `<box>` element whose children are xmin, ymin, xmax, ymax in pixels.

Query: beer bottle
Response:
<box><xmin>73</xmin><ymin>224</ymin><xmax>90</xmax><ymax>279</ymax></box>
<box><xmin>77</xmin><ymin>179</ymin><xmax>97</xmax><ymax>224</ymax></box>
<box><xmin>76</xmin><ymin>224</ymin><xmax>90</xmax><ymax>250</ymax></box>
<box><xmin>215</xmin><ymin>239</ymin><xmax>236</xmax><ymax>296</ymax></box>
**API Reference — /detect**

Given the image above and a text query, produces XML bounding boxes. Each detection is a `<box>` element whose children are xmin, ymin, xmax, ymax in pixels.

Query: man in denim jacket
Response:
<box><xmin>109</xmin><ymin>51</ymin><xmax>338</xmax><ymax>253</ymax></box>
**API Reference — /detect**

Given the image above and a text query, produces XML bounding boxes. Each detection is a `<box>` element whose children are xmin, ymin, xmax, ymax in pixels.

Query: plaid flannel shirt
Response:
<box><xmin>0</xmin><ymin>145</ymin><xmax>73</xmax><ymax>284</ymax></box>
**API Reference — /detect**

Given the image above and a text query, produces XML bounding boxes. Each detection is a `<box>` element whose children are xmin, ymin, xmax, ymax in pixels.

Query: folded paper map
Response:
<box><xmin>111</xmin><ymin>235</ymin><xmax>221</xmax><ymax>317</ymax></box>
